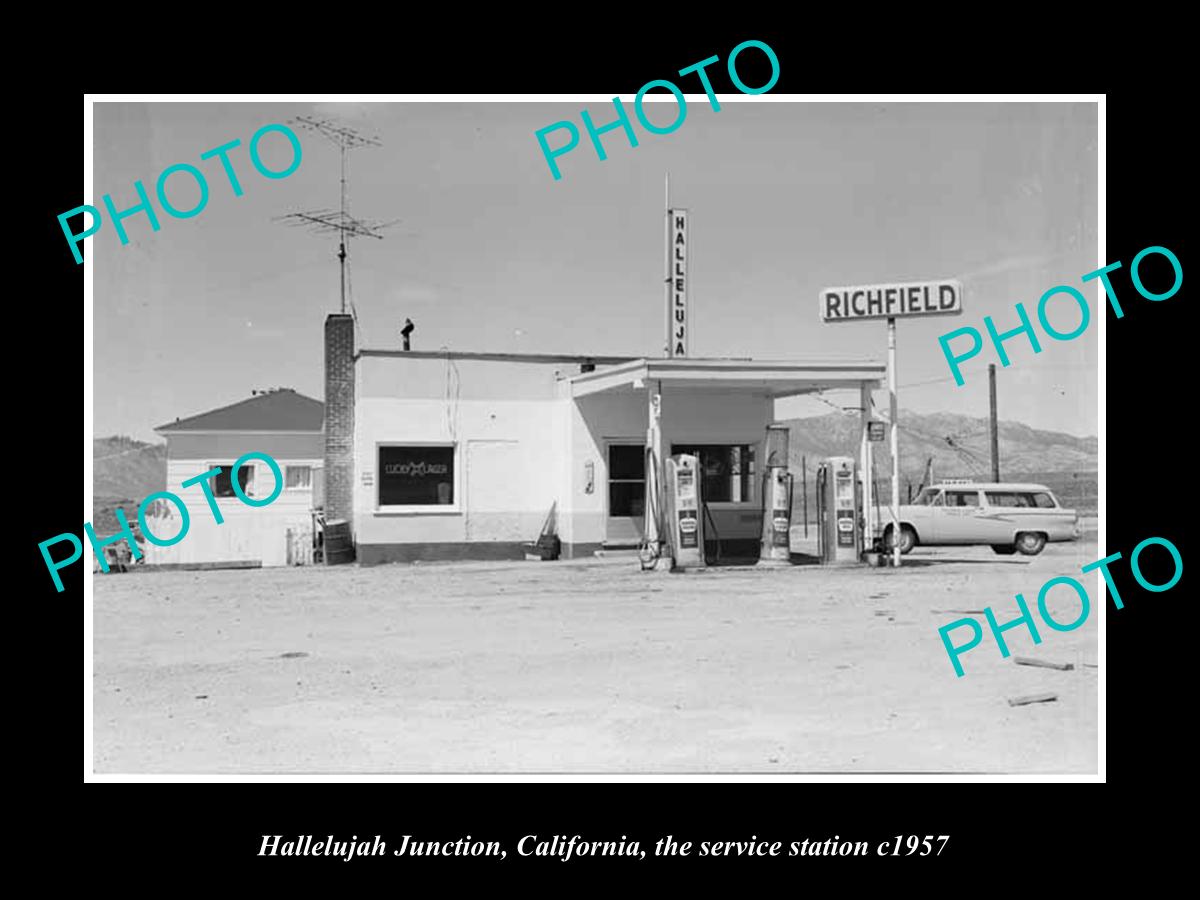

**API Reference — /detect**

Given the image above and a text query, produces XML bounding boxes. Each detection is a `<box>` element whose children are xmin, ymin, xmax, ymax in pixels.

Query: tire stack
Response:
<box><xmin>324</xmin><ymin>519</ymin><xmax>355</xmax><ymax>565</ymax></box>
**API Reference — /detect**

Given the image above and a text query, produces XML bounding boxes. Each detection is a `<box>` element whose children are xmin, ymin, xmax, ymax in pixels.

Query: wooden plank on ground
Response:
<box><xmin>1007</xmin><ymin>692</ymin><xmax>1058</xmax><ymax>707</ymax></box>
<box><xmin>1013</xmin><ymin>656</ymin><xmax>1075</xmax><ymax>671</ymax></box>
<box><xmin>141</xmin><ymin>560</ymin><xmax>263</xmax><ymax>571</ymax></box>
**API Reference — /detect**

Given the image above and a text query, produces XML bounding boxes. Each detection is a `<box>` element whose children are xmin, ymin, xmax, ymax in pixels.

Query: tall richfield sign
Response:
<box><xmin>817</xmin><ymin>275</ymin><xmax>964</xmax><ymax>567</ymax></box>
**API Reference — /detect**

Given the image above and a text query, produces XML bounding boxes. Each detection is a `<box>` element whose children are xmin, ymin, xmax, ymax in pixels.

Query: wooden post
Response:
<box><xmin>989</xmin><ymin>362</ymin><xmax>1000</xmax><ymax>482</ymax></box>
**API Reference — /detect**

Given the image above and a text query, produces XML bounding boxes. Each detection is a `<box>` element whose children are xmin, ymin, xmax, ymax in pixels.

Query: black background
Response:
<box><xmin>25</xmin><ymin>23</ymin><xmax>1184</xmax><ymax>889</ymax></box>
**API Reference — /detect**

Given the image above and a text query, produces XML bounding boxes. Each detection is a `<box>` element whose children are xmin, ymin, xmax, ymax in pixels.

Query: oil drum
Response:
<box><xmin>324</xmin><ymin>519</ymin><xmax>354</xmax><ymax>564</ymax></box>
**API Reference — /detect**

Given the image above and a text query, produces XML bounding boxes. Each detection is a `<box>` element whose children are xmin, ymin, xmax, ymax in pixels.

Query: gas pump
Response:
<box><xmin>816</xmin><ymin>456</ymin><xmax>863</xmax><ymax>565</ymax></box>
<box><xmin>759</xmin><ymin>425</ymin><xmax>793</xmax><ymax>565</ymax></box>
<box><xmin>663</xmin><ymin>454</ymin><xmax>706</xmax><ymax>570</ymax></box>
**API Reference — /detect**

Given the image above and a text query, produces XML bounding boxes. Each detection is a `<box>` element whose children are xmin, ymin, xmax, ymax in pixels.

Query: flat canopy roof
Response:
<box><xmin>568</xmin><ymin>357</ymin><xmax>886</xmax><ymax>399</ymax></box>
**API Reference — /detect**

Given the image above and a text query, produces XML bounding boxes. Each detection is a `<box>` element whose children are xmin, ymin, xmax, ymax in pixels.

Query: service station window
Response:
<box><xmin>209</xmin><ymin>463</ymin><xmax>253</xmax><ymax>498</ymax></box>
<box><xmin>671</xmin><ymin>444</ymin><xmax>755</xmax><ymax>503</ymax></box>
<box><xmin>378</xmin><ymin>445</ymin><xmax>455</xmax><ymax>507</ymax></box>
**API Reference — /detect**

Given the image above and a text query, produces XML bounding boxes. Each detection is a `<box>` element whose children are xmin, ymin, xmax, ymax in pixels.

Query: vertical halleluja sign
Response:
<box><xmin>670</xmin><ymin>209</ymin><xmax>688</xmax><ymax>356</ymax></box>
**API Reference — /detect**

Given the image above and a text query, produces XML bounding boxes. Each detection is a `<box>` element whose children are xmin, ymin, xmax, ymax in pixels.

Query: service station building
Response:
<box><xmin>325</xmin><ymin>314</ymin><xmax>886</xmax><ymax>565</ymax></box>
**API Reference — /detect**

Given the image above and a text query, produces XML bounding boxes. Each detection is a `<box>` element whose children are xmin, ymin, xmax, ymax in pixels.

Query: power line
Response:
<box><xmin>888</xmin><ymin>363</ymin><xmax>1096</xmax><ymax>392</ymax></box>
<box><xmin>810</xmin><ymin>390</ymin><xmax>859</xmax><ymax>415</ymax></box>
<box><xmin>897</xmin><ymin>375</ymin><xmax>960</xmax><ymax>389</ymax></box>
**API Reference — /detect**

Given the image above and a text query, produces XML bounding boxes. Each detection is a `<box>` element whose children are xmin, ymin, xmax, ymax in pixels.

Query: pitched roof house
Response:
<box><xmin>148</xmin><ymin>389</ymin><xmax>325</xmax><ymax>567</ymax></box>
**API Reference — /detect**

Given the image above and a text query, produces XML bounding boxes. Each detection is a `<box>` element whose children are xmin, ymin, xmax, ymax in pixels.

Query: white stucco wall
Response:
<box><xmin>354</xmin><ymin>353</ymin><xmax>776</xmax><ymax>554</ymax></box>
<box><xmin>354</xmin><ymin>355</ymin><xmax>572</xmax><ymax>550</ymax></box>
<box><xmin>354</xmin><ymin>397</ymin><xmax>567</xmax><ymax>546</ymax></box>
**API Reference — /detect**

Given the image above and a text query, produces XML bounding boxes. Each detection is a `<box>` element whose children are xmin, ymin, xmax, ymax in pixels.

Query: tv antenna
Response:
<box><xmin>274</xmin><ymin>115</ymin><xmax>398</xmax><ymax>316</ymax></box>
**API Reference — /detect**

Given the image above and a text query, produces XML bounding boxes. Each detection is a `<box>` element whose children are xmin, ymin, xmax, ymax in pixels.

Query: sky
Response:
<box><xmin>92</xmin><ymin>100</ymin><xmax>1098</xmax><ymax>443</ymax></box>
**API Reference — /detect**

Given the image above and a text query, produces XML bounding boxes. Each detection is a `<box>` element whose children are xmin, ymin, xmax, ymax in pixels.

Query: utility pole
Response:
<box><xmin>989</xmin><ymin>363</ymin><xmax>1000</xmax><ymax>482</ymax></box>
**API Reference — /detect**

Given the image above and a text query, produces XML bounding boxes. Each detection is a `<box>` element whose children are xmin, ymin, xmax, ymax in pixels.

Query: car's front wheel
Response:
<box><xmin>1016</xmin><ymin>532</ymin><xmax>1047</xmax><ymax>556</ymax></box>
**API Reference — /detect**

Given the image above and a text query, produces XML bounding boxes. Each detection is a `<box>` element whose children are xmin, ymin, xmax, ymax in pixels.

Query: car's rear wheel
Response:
<box><xmin>884</xmin><ymin>524</ymin><xmax>917</xmax><ymax>555</ymax></box>
<box><xmin>1016</xmin><ymin>532</ymin><xmax>1047</xmax><ymax>556</ymax></box>
<box><xmin>991</xmin><ymin>544</ymin><xmax>1017</xmax><ymax>555</ymax></box>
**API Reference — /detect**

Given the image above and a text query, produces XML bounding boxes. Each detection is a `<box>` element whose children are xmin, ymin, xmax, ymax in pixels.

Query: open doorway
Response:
<box><xmin>606</xmin><ymin>442</ymin><xmax>645</xmax><ymax>545</ymax></box>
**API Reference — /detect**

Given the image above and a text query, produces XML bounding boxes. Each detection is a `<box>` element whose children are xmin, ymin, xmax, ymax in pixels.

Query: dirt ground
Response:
<box><xmin>92</xmin><ymin>533</ymin><xmax>1100</xmax><ymax>774</ymax></box>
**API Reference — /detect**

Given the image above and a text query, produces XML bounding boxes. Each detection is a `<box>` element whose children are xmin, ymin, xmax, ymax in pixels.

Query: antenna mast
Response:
<box><xmin>274</xmin><ymin>115</ymin><xmax>396</xmax><ymax>315</ymax></box>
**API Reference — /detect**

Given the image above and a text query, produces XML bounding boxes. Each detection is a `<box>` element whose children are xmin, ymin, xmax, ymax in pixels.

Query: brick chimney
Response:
<box><xmin>324</xmin><ymin>314</ymin><xmax>355</xmax><ymax>529</ymax></box>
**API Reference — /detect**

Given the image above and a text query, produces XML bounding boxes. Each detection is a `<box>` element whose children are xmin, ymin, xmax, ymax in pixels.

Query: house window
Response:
<box><xmin>209</xmin><ymin>463</ymin><xmax>253</xmax><ymax>498</ymax></box>
<box><xmin>378</xmin><ymin>445</ymin><xmax>455</xmax><ymax>506</ymax></box>
<box><xmin>285</xmin><ymin>465</ymin><xmax>312</xmax><ymax>490</ymax></box>
<box><xmin>670</xmin><ymin>444</ymin><xmax>755</xmax><ymax>503</ymax></box>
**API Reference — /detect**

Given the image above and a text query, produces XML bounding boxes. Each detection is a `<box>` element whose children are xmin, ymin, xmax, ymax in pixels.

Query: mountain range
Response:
<box><xmin>778</xmin><ymin>411</ymin><xmax>1096</xmax><ymax>512</ymax></box>
<box><xmin>779</xmin><ymin>410</ymin><xmax>1096</xmax><ymax>479</ymax></box>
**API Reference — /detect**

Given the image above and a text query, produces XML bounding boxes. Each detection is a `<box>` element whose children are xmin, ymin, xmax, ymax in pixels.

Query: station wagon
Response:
<box><xmin>878</xmin><ymin>482</ymin><xmax>1081</xmax><ymax>556</ymax></box>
